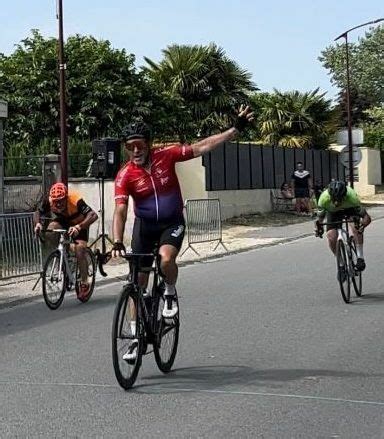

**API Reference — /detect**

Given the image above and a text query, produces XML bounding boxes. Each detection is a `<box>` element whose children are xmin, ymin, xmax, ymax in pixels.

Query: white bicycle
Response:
<box><xmin>41</xmin><ymin>229</ymin><xmax>96</xmax><ymax>309</ymax></box>
<box><xmin>319</xmin><ymin>216</ymin><xmax>362</xmax><ymax>303</ymax></box>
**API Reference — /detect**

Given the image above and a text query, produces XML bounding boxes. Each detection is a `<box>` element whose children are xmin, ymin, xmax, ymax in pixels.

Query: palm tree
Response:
<box><xmin>143</xmin><ymin>44</ymin><xmax>257</xmax><ymax>138</ymax></box>
<box><xmin>257</xmin><ymin>88</ymin><xmax>337</xmax><ymax>148</ymax></box>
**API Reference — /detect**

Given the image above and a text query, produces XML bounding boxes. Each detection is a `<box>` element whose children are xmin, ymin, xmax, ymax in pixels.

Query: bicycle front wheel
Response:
<box><xmin>42</xmin><ymin>250</ymin><xmax>66</xmax><ymax>310</ymax></box>
<box><xmin>112</xmin><ymin>284</ymin><xmax>143</xmax><ymax>390</ymax></box>
<box><xmin>75</xmin><ymin>248</ymin><xmax>97</xmax><ymax>303</ymax></box>
<box><xmin>349</xmin><ymin>239</ymin><xmax>363</xmax><ymax>297</ymax></box>
<box><xmin>336</xmin><ymin>240</ymin><xmax>351</xmax><ymax>303</ymax></box>
<box><xmin>153</xmin><ymin>286</ymin><xmax>180</xmax><ymax>373</ymax></box>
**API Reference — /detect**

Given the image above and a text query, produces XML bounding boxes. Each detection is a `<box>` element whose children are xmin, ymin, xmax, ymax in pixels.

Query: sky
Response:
<box><xmin>1</xmin><ymin>0</ymin><xmax>383</xmax><ymax>100</ymax></box>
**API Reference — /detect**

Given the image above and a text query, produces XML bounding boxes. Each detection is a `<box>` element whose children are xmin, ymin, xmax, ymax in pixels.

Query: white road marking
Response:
<box><xmin>1</xmin><ymin>381</ymin><xmax>384</xmax><ymax>407</ymax></box>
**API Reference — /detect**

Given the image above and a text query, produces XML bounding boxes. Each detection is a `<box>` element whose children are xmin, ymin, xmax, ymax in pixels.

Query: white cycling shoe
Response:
<box><xmin>162</xmin><ymin>295</ymin><xmax>178</xmax><ymax>318</ymax></box>
<box><xmin>122</xmin><ymin>339</ymin><xmax>138</xmax><ymax>363</ymax></box>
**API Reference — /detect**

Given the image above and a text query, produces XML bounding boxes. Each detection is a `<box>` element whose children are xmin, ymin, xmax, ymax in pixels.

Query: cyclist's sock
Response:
<box><xmin>356</xmin><ymin>244</ymin><xmax>364</xmax><ymax>259</ymax></box>
<box><xmin>164</xmin><ymin>282</ymin><xmax>176</xmax><ymax>296</ymax></box>
<box><xmin>130</xmin><ymin>321</ymin><xmax>136</xmax><ymax>336</ymax></box>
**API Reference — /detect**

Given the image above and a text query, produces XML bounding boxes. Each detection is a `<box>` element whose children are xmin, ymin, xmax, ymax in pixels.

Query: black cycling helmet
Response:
<box><xmin>121</xmin><ymin>121</ymin><xmax>151</xmax><ymax>142</ymax></box>
<box><xmin>328</xmin><ymin>180</ymin><xmax>347</xmax><ymax>203</ymax></box>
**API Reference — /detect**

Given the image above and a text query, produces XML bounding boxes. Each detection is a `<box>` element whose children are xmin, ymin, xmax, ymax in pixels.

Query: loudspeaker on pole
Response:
<box><xmin>90</xmin><ymin>138</ymin><xmax>121</xmax><ymax>179</ymax></box>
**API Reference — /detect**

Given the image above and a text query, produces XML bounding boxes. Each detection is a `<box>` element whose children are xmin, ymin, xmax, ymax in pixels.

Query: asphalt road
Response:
<box><xmin>2</xmin><ymin>219</ymin><xmax>384</xmax><ymax>438</ymax></box>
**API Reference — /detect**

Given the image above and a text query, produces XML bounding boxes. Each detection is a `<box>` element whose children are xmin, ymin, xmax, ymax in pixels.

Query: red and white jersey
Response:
<box><xmin>115</xmin><ymin>144</ymin><xmax>194</xmax><ymax>222</ymax></box>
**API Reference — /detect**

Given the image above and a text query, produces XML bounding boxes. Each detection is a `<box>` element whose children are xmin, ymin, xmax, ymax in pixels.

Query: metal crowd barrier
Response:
<box><xmin>181</xmin><ymin>198</ymin><xmax>227</xmax><ymax>256</ymax></box>
<box><xmin>0</xmin><ymin>213</ymin><xmax>41</xmax><ymax>279</ymax></box>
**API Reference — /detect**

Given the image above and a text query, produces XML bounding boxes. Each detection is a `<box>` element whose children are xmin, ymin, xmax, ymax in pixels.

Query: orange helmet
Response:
<box><xmin>49</xmin><ymin>182</ymin><xmax>68</xmax><ymax>201</ymax></box>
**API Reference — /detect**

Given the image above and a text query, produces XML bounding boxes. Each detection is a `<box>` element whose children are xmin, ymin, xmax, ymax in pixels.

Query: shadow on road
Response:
<box><xmin>0</xmin><ymin>293</ymin><xmax>117</xmax><ymax>336</ymax></box>
<box><xmin>351</xmin><ymin>293</ymin><xmax>384</xmax><ymax>305</ymax></box>
<box><xmin>134</xmin><ymin>365</ymin><xmax>381</xmax><ymax>394</ymax></box>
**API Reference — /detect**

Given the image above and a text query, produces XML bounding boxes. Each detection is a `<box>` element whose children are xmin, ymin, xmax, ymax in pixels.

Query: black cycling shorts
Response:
<box><xmin>325</xmin><ymin>207</ymin><xmax>366</xmax><ymax>231</ymax></box>
<box><xmin>131</xmin><ymin>217</ymin><xmax>186</xmax><ymax>267</ymax></box>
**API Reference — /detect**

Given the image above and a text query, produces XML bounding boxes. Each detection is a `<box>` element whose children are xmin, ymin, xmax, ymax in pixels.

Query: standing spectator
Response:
<box><xmin>291</xmin><ymin>162</ymin><xmax>313</xmax><ymax>215</ymax></box>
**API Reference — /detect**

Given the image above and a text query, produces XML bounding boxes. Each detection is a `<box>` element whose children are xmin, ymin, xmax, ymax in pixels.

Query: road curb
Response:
<box><xmin>2</xmin><ymin>213</ymin><xmax>384</xmax><ymax>310</ymax></box>
<box><xmin>0</xmin><ymin>232</ymin><xmax>312</xmax><ymax>310</ymax></box>
<box><xmin>67</xmin><ymin>232</ymin><xmax>316</xmax><ymax>289</ymax></box>
<box><xmin>93</xmin><ymin>211</ymin><xmax>384</xmax><ymax>289</ymax></box>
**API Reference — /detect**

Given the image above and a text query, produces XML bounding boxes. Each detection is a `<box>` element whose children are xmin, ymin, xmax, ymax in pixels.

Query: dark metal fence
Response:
<box><xmin>203</xmin><ymin>143</ymin><xmax>345</xmax><ymax>191</ymax></box>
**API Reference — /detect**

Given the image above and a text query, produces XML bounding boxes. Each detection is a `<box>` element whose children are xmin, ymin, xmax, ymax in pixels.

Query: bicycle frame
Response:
<box><xmin>49</xmin><ymin>230</ymin><xmax>76</xmax><ymax>286</ymax></box>
<box><xmin>126</xmin><ymin>253</ymin><xmax>162</xmax><ymax>345</ymax></box>
<box><xmin>320</xmin><ymin>216</ymin><xmax>363</xmax><ymax>303</ymax></box>
<box><xmin>322</xmin><ymin>217</ymin><xmax>357</xmax><ymax>262</ymax></box>
<box><xmin>336</xmin><ymin>220</ymin><xmax>355</xmax><ymax>276</ymax></box>
<box><xmin>112</xmin><ymin>248</ymin><xmax>180</xmax><ymax>389</ymax></box>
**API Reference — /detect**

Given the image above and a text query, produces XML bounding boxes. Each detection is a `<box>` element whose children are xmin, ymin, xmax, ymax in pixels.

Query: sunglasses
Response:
<box><xmin>125</xmin><ymin>140</ymin><xmax>148</xmax><ymax>152</ymax></box>
<box><xmin>52</xmin><ymin>198</ymin><xmax>66</xmax><ymax>206</ymax></box>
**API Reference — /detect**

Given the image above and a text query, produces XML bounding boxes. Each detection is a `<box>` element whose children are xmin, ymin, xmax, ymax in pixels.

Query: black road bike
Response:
<box><xmin>112</xmin><ymin>250</ymin><xmax>179</xmax><ymax>390</ymax></box>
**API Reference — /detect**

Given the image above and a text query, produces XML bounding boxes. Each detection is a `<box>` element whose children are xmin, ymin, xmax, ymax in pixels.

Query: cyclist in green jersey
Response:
<box><xmin>315</xmin><ymin>180</ymin><xmax>371</xmax><ymax>273</ymax></box>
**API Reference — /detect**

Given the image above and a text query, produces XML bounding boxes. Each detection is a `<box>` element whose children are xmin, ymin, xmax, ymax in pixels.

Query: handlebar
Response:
<box><xmin>317</xmin><ymin>219</ymin><xmax>361</xmax><ymax>226</ymax></box>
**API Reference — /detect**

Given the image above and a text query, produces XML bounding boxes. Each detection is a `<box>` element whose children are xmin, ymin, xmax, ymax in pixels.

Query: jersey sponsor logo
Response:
<box><xmin>136</xmin><ymin>177</ymin><xmax>147</xmax><ymax>189</ymax></box>
<box><xmin>160</xmin><ymin>176</ymin><xmax>169</xmax><ymax>186</ymax></box>
<box><xmin>171</xmin><ymin>224</ymin><xmax>185</xmax><ymax>238</ymax></box>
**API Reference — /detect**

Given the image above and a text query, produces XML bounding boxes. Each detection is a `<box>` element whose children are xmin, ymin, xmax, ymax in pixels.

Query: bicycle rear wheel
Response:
<box><xmin>42</xmin><ymin>250</ymin><xmax>66</xmax><ymax>310</ymax></box>
<box><xmin>153</xmin><ymin>285</ymin><xmax>180</xmax><ymax>373</ymax></box>
<box><xmin>349</xmin><ymin>239</ymin><xmax>363</xmax><ymax>297</ymax></box>
<box><xmin>336</xmin><ymin>240</ymin><xmax>351</xmax><ymax>303</ymax></box>
<box><xmin>75</xmin><ymin>248</ymin><xmax>97</xmax><ymax>303</ymax></box>
<box><xmin>112</xmin><ymin>284</ymin><xmax>143</xmax><ymax>390</ymax></box>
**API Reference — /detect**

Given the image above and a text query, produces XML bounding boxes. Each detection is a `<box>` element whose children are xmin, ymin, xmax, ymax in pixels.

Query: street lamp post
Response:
<box><xmin>56</xmin><ymin>0</ymin><xmax>68</xmax><ymax>186</ymax></box>
<box><xmin>335</xmin><ymin>18</ymin><xmax>384</xmax><ymax>188</ymax></box>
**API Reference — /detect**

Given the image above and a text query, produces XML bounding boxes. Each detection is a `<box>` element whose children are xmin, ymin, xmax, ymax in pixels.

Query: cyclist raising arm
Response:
<box><xmin>315</xmin><ymin>180</ymin><xmax>371</xmax><ymax>276</ymax></box>
<box><xmin>112</xmin><ymin>105</ymin><xmax>254</xmax><ymax>319</ymax></box>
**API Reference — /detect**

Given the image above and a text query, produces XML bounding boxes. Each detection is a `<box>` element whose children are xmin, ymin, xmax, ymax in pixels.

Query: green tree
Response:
<box><xmin>65</xmin><ymin>34</ymin><xmax>142</xmax><ymax>139</ymax></box>
<box><xmin>0</xmin><ymin>30</ymin><xmax>143</xmax><ymax>150</ymax></box>
<box><xmin>362</xmin><ymin>105</ymin><xmax>384</xmax><ymax>149</ymax></box>
<box><xmin>319</xmin><ymin>26</ymin><xmax>384</xmax><ymax>123</ymax></box>
<box><xmin>144</xmin><ymin>43</ymin><xmax>257</xmax><ymax>139</ymax></box>
<box><xmin>336</xmin><ymin>87</ymin><xmax>375</xmax><ymax>127</ymax></box>
<box><xmin>255</xmin><ymin>89</ymin><xmax>337</xmax><ymax>148</ymax></box>
<box><xmin>0</xmin><ymin>30</ymin><xmax>58</xmax><ymax>149</ymax></box>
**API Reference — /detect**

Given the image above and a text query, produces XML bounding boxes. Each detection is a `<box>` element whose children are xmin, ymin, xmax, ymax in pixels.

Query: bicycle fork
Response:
<box><xmin>337</xmin><ymin>229</ymin><xmax>354</xmax><ymax>276</ymax></box>
<box><xmin>51</xmin><ymin>242</ymin><xmax>75</xmax><ymax>287</ymax></box>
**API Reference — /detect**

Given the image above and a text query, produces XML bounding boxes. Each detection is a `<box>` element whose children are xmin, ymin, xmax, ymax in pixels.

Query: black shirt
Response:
<box><xmin>291</xmin><ymin>170</ymin><xmax>311</xmax><ymax>189</ymax></box>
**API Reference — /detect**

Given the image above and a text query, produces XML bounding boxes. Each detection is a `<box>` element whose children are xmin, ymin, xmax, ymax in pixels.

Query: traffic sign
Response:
<box><xmin>340</xmin><ymin>145</ymin><xmax>362</xmax><ymax>168</ymax></box>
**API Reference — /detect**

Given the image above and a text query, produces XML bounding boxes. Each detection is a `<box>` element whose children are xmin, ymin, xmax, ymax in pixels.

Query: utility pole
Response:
<box><xmin>57</xmin><ymin>0</ymin><xmax>68</xmax><ymax>185</ymax></box>
<box><xmin>0</xmin><ymin>100</ymin><xmax>8</xmax><ymax>214</ymax></box>
<box><xmin>335</xmin><ymin>18</ymin><xmax>384</xmax><ymax>187</ymax></box>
